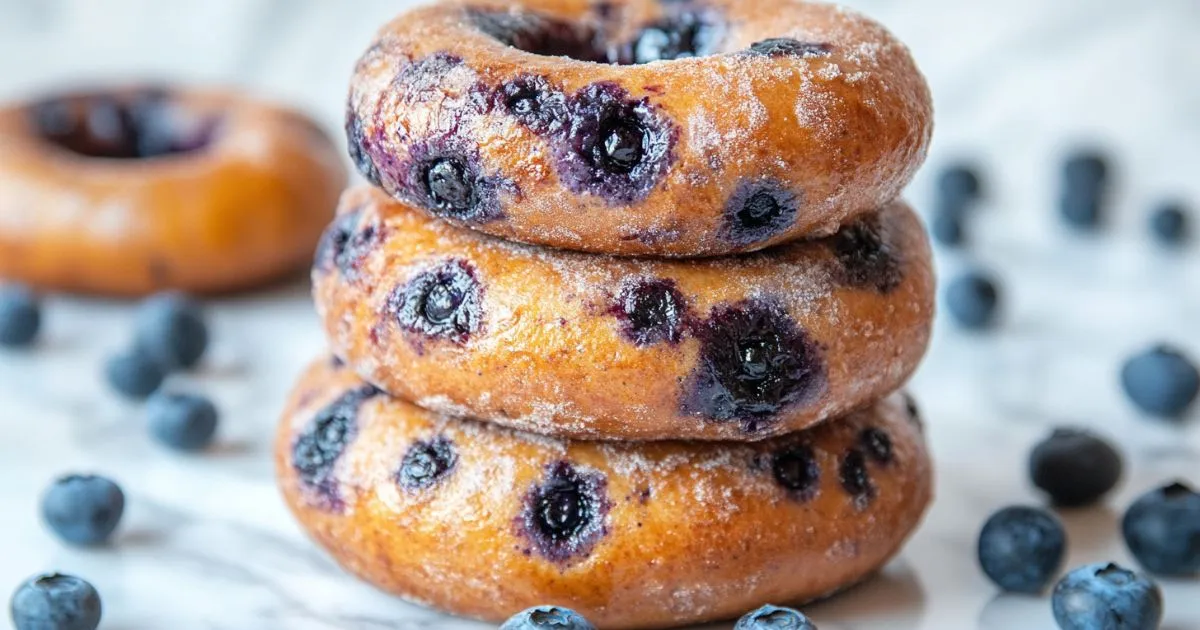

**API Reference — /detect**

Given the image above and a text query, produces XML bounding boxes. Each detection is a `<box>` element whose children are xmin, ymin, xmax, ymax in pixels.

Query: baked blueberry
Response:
<box><xmin>1029</xmin><ymin>428</ymin><xmax>1123</xmax><ymax>507</ymax></box>
<box><xmin>734</xmin><ymin>604</ymin><xmax>817</xmax><ymax>629</ymax></box>
<box><xmin>145</xmin><ymin>391</ymin><xmax>219</xmax><ymax>452</ymax></box>
<box><xmin>314</xmin><ymin>209</ymin><xmax>379</xmax><ymax>280</ymax></box>
<box><xmin>859</xmin><ymin>427</ymin><xmax>894</xmax><ymax>464</ymax></box>
<box><xmin>721</xmin><ymin>183</ymin><xmax>799</xmax><ymax>247</ymax></box>
<box><xmin>424</xmin><ymin>158</ymin><xmax>476</xmax><ymax>215</ymax></box>
<box><xmin>345</xmin><ymin>109</ymin><xmax>381</xmax><ymax>187</ymax></box>
<box><xmin>292</xmin><ymin>386</ymin><xmax>381</xmax><ymax>507</ymax></box>
<box><xmin>839</xmin><ymin>448</ymin><xmax>874</xmax><ymax>506</ymax></box>
<box><xmin>0</xmin><ymin>284</ymin><xmax>42</xmax><ymax>348</ymax></box>
<box><xmin>938</xmin><ymin>163</ymin><xmax>983</xmax><ymax>202</ymax></box>
<box><xmin>681</xmin><ymin>300</ymin><xmax>825</xmax><ymax>431</ymax></box>
<box><xmin>498</xmin><ymin>75</ymin><xmax>570</xmax><ymax>135</ymax></box>
<box><xmin>1149</xmin><ymin>202</ymin><xmax>1189</xmax><ymax>246</ymax></box>
<box><xmin>746</xmin><ymin>38</ymin><xmax>832</xmax><ymax>58</ymax></box>
<box><xmin>133</xmin><ymin>292</ymin><xmax>209</xmax><ymax>369</ymax></box>
<box><xmin>10</xmin><ymin>573</ymin><xmax>102</xmax><ymax>630</ymax></box>
<box><xmin>944</xmin><ymin>270</ymin><xmax>1000</xmax><ymax>330</ymax></box>
<box><xmin>613</xmin><ymin>278</ymin><xmax>686</xmax><ymax>346</ymax></box>
<box><xmin>519</xmin><ymin>462</ymin><xmax>609</xmax><ymax>563</ymax></box>
<box><xmin>391</xmin><ymin>259</ymin><xmax>483</xmax><ymax>344</ymax></box>
<box><xmin>1121</xmin><ymin>345</ymin><xmax>1199</xmax><ymax>418</ymax></box>
<box><xmin>771</xmin><ymin>445</ymin><xmax>820</xmax><ymax>501</ymax></box>
<box><xmin>396</xmin><ymin>437</ymin><xmax>457</xmax><ymax>490</ymax></box>
<box><xmin>1051</xmin><ymin>563</ymin><xmax>1161</xmax><ymax>630</ymax></box>
<box><xmin>501</xmin><ymin>606</ymin><xmax>596</xmax><ymax>630</ymax></box>
<box><xmin>1121</xmin><ymin>481</ymin><xmax>1200</xmax><ymax>576</ymax></box>
<box><xmin>32</xmin><ymin>91</ymin><xmax>213</xmax><ymax>160</ymax></box>
<box><xmin>832</xmin><ymin>216</ymin><xmax>902</xmax><ymax>293</ymax></box>
<box><xmin>629</xmin><ymin>11</ymin><xmax>722</xmax><ymax>64</ymax></box>
<box><xmin>977</xmin><ymin>506</ymin><xmax>1066</xmax><ymax>594</ymax></box>
<box><xmin>40</xmin><ymin>475</ymin><xmax>125</xmax><ymax>546</ymax></box>
<box><xmin>103</xmin><ymin>349</ymin><xmax>167</xmax><ymax>399</ymax></box>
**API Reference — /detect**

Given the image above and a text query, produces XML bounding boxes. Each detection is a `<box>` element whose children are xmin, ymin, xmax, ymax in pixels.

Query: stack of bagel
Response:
<box><xmin>276</xmin><ymin>0</ymin><xmax>935</xmax><ymax>627</ymax></box>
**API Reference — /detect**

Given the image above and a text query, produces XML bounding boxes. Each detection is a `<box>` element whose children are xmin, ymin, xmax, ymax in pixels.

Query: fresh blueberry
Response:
<box><xmin>40</xmin><ymin>475</ymin><xmax>124</xmax><ymax>546</ymax></box>
<box><xmin>1059</xmin><ymin>191</ymin><xmax>1104</xmax><ymax>231</ymax></box>
<box><xmin>500</xmin><ymin>606</ymin><xmax>596</xmax><ymax>630</ymax></box>
<box><xmin>133</xmin><ymin>293</ymin><xmax>208</xmax><ymax>369</ymax></box>
<box><xmin>1149</xmin><ymin>202</ymin><xmax>1188</xmax><ymax>246</ymax></box>
<box><xmin>944</xmin><ymin>270</ymin><xmax>1000</xmax><ymax>330</ymax></box>
<box><xmin>734</xmin><ymin>604</ymin><xmax>817</xmax><ymax>629</ymax></box>
<box><xmin>103</xmin><ymin>349</ymin><xmax>167</xmax><ymax>399</ymax></box>
<box><xmin>1051</xmin><ymin>563</ymin><xmax>1161</xmax><ymax>630</ymax></box>
<box><xmin>930</xmin><ymin>204</ymin><xmax>966</xmax><ymax>247</ymax></box>
<box><xmin>977</xmin><ymin>506</ymin><xmax>1066</xmax><ymax>594</ymax></box>
<box><xmin>145</xmin><ymin>391</ymin><xmax>219</xmax><ymax>452</ymax></box>
<box><xmin>0</xmin><ymin>285</ymin><xmax>42</xmax><ymax>348</ymax></box>
<box><xmin>1063</xmin><ymin>151</ymin><xmax>1110</xmax><ymax>189</ymax></box>
<box><xmin>10</xmin><ymin>573</ymin><xmax>102</xmax><ymax>630</ymax></box>
<box><xmin>1120</xmin><ymin>344</ymin><xmax>1199</xmax><ymax>418</ymax></box>
<box><xmin>1029</xmin><ymin>428</ymin><xmax>1123</xmax><ymax>507</ymax></box>
<box><xmin>938</xmin><ymin>163</ymin><xmax>983</xmax><ymax>202</ymax></box>
<box><xmin>1121</xmin><ymin>481</ymin><xmax>1200</xmax><ymax>576</ymax></box>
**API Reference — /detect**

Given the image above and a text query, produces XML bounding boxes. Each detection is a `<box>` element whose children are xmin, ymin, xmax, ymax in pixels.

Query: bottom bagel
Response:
<box><xmin>276</xmin><ymin>358</ymin><xmax>933</xmax><ymax>629</ymax></box>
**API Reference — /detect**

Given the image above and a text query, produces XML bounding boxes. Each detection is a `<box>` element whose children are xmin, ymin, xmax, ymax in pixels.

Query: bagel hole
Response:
<box><xmin>30</xmin><ymin>89</ymin><xmax>218</xmax><ymax>160</ymax></box>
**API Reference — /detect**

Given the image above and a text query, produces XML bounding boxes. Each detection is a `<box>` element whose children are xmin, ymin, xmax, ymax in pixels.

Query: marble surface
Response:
<box><xmin>1</xmin><ymin>0</ymin><xmax>1200</xmax><ymax>628</ymax></box>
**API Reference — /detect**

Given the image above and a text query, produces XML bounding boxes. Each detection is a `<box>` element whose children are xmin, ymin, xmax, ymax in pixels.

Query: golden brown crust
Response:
<box><xmin>276</xmin><ymin>357</ymin><xmax>933</xmax><ymax>629</ymax></box>
<box><xmin>348</xmin><ymin>0</ymin><xmax>932</xmax><ymax>257</ymax></box>
<box><xmin>0</xmin><ymin>86</ymin><xmax>346</xmax><ymax>296</ymax></box>
<box><xmin>314</xmin><ymin>186</ymin><xmax>934</xmax><ymax>441</ymax></box>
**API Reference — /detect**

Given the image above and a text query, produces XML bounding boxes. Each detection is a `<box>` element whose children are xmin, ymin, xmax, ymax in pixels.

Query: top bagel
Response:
<box><xmin>347</xmin><ymin>0</ymin><xmax>931</xmax><ymax>257</ymax></box>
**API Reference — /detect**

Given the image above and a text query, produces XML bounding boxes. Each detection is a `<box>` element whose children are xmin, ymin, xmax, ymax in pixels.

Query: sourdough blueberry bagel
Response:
<box><xmin>0</xmin><ymin>86</ymin><xmax>346</xmax><ymax>296</ymax></box>
<box><xmin>277</xmin><ymin>357</ymin><xmax>933</xmax><ymax>629</ymax></box>
<box><xmin>347</xmin><ymin>0</ymin><xmax>932</xmax><ymax>257</ymax></box>
<box><xmin>314</xmin><ymin>186</ymin><xmax>934</xmax><ymax>441</ymax></box>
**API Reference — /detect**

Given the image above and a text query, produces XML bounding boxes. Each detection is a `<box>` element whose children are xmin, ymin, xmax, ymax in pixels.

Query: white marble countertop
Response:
<box><xmin>1</xmin><ymin>0</ymin><xmax>1199</xmax><ymax>628</ymax></box>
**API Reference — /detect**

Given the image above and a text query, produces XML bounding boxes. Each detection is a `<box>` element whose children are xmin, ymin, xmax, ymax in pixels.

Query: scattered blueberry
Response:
<box><xmin>519</xmin><ymin>462</ymin><xmax>609</xmax><ymax>562</ymax></box>
<box><xmin>771</xmin><ymin>445</ymin><xmax>821</xmax><ymax>501</ymax></box>
<box><xmin>396</xmin><ymin>437</ymin><xmax>457</xmax><ymax>490</ymax></box>
<box><xmin>1051</xmin><ymin>563</ymin><xmax>1162</xmax><ymax>630</ymax></box>
<box><xmin>838</xmin><ymin>448</ymin><xmax>875</xmax><ymax>506</ymax></box>
<box><xmin>10</xmin><ymin>573</ymin><xmax>102</xmax><ymax>630</ymax></box>
<box><xmin>977</xmin><ymin>506</ymin><xmax>1066</xmax><ymax>594</ymax></box>
<box><xmin>40</xmin><ymin>475</ymin><xmax>124</xmax><ymax>546</ymax></box>
<box><xmin>1059</xmin><ymin>191</ymin><xmax>1104</xmax><ymax>231</ymax></box>
<box><xmin>133</xmin><ymin>293</ymin><xmax>208</xmax><ymax>369</ymax></box>
<box><xmin>930</xmin><ymin>205</ymin><xmax>966</xmax><ymax>247</ymax></box>
<box><xmin>1121</xmin><ymin>481</ymin><xmax>1200</xmax><ymax>576</ymax></box>
<box><xmin>613</xmin><ymin>278</ymin><xmax>686</xmax><ymax>346</ymax></box>
<box><xmin>944</xmin><ymin>270</ymin><xmax>1000</xmax><ymax>330</ymax></box>
<box><xmin>292</xmin><ymin>385</ymin><xmax>381</xmax><ymax>508</ymax></box>
<box><xmin>1029</xmin><ymin>428</ymin><xmax>1123</xmax><ymax>507</ymax></box>
<box><xmin>145</xmin><ymin>391</ymin><xmax>219</xmax><ymax>452</ymax></box>
<box><xmin>103</xmin><ymin>349</ymin><xmax>166</xmax><ymax>399</ymax></box>
<box><xmin>1120</xmin><ymin>344</ymin><xmax>1199</xmax><ymax>418</ymax></box>
<box><xmin>938</xmin><ymin>163</ymin><xmax>983</xmax><ymax>202</ymax></box>
<box><xmin>734</xmin><ymin>604</ymin><xmax>817</xmax><ymax>629</ymax></box>
<box><xmin>1063</xmin><ymin>151</ymin><xmax>1110</xmax><ymax>189</ymax></box>
<box><xmin>0</xmin><ymin>285</ymin><xmax>42</xmax><ymax>348</ymax></box>
<box><xmin>1148</xmin><ymin>202</ymin><xmax>1188</xmax><ymax>246</ymax></box>
<box><xmin>500</xmin><ymin>606</ymin><xmax>596</xmax><ymax>630</ymax></box>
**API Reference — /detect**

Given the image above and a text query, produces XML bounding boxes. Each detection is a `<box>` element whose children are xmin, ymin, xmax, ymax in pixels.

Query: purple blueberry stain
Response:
<box><xmin>859</xmin><ymin>427</ymin><xmax>894</xmax><ymax>465</ymax></box>
<box><xmin>314</xmin><ymin>208</ymin><xmax>381</xmax><ymax>281</ymax></box>
<box><xmin>611</xmin><ymin>278</ymin><xmax>687</xmax><ymax>346</ymax></box>
<box><xmin>345</xmin><ymin>108</ymin><xmax>381</xmax><ymax>187</ymax></box>
<box><xmin>721</xmin><ymin>181</ymin><xmax>800</xmax><ymax>247</ymax></box>
<box><xmin>291</xmin><ymin>385</ymin><xmax>382</xmax><ymax>510</ymax></box>
<box><xmin>839</xmin><ymin>448</ymin><xmax>875</xmax><ymax>508</ymax></box>
<box><xmin>681</xmin><ymin>300</ymin><xmax>827</xmax><ymax>432</ymax></box>
<box><xmin>390</xmin><ymin>259</ymin><xmax>483</xmax><ymax>344</ymax></box>
<box><xmin>469</xmin><ymin>9</ymin><xmax>606</xmax><ymax>62</ymax></box>
<box><xmin>517</xmin><ymin>461</ymin><xmax>610</xmax><ymax>563</ymax></box>
<box><xmin>392</xmin><ymin>136</ymin><xmax>511</xmax><ymax>223</ymax></box>
<box><xmin>832</xmin><ymin>214</ymin><xmax>904</xmax><ymax>293</ymax></box>
<box><xmin>392</xmin><ymin>52</ymin><xmax>468</xmax><ymax>95</ymax></box>
<box><xmin>496</xmin><ymin>75</ymin><xmax>571</xmax><ymax>136</ymax></box>
<box><xmin>770</xmin><ymin>444</ymin><xmax>821</xmax><ymax>502</ymax></box>
<box><xmin>396</xmin><ymin>437</ymin><xmax>458</xmax><ymax>491</ymax></box>
<box><xmin>746</xmin><ymin>38</ymin><xmax>833</xmax><ymax>58</ymax></box>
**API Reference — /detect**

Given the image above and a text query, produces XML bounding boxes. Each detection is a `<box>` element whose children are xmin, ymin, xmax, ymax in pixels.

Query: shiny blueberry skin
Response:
<box><xmin>0</xmin><ymin>285</ymin><xmax>42</xmax><ymax>348</ymax></box>
<box><xmin>1149</xmin><ymin>202</ymin><xmax>1189</xmax><ymax>246</ymax></box>
<box><xmin>500</xmin><ymin>606</ymin><xmax>596</xmax><ymax>630</ymax></box>
<box><xmin>977</xmin><ymin>506</ymin><xmax>1066</xmax><ymax>594</ymax></box>
<box><xmin>1029</xmin><ymin>428</ymin><xmax>1123</xmax><ymax>508</ymax></box>
<box><xmin>1051</xmin><ymin>563</ymin><xmax>1162</xmax><ymax>630</ymax></box>
<box><xmin>944</xmin><ymin>270</ymin><xmax>1000</xmax><ymax>330</ymax></box>
<box><xmin>133</xmin><ymin>293</ymin><xmax>208</xmax><ymax>370</ymax></box>
<box><xmin>1122</xmin><ymin>481</ymin><xmax>1200</xmax><ymax>576</ymax></box>
<box><xmin>10</xmin><ymin>573</ymin><xmax>102</xmax><ymax>630</ymax></box>
<box><xmin>734</xmin><ymin>604</ymin><xmax>817</xmax><ymax>629</ymax></box>
<box><xmin>614</xmin><ymin>278</ymin><xmax>686</xmax><ymax>346</ymax></box>
<box><xmin>1120</xmin><ymin>345</ymin><xmax>1199</xmax><ymax>418</ymax></box>
<box><xmin>721</xmin><ymin>183</ymin><xmax>799</xmax><ymax>248</ymax></box>
<box><xmin>145</xmin><ymin>391</ymin><xmax>219</xmax><ymax>452</ymax></box>
<box><xmin>40</xmin><ymin>475</ymin><xmax>125</xmax><ymax>546</ymax></box>
<box><xmin>391</xmin><ymin>259</ymin><xmax>483</xmax><ymax>344</ymax></box>
<box><xmin>519</xmin><ymin>462</ymin><xmax>609</xmax><ymax>563</ymax></box>
<box><xmin>103</xmin><ymin>349</ymin><xmax>167</xmax><ymax>400</ymax></box>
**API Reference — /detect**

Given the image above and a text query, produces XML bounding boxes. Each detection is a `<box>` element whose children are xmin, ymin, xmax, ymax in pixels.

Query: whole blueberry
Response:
<box><xmin>0</xmin><ymin>285</ymin><xmax>42</xmax><ymax>348</ymax></box>
<box><xmin>1149</xmin><ymin>202</ymin><xmax>1189</xmax><ymax>246</ymax></box>
<box><xmin>944</xmin><ymin>270</ymin><xmax>1000</xmax><ymax>330</ymax></box>
<box><xmin>103</xmin><ymin>349</ymin><xmax>166</xmax><ymax>399</ymax></box>
<box><xmin>734</xmin><ymin>604</ymin><xmax>817</xmax><ymax>629</ymax></box>
<box><xmin>930</xmin><ymin>204</ymin><xmax>966</xmax><ymax>247</ymax></box>
<box><xmin>1122</xmin><ymin>481</ymin><xmax>1200</xmax><ymax>576</ymax></box>
<box><xmin>133</xmin><ymin>293</ymin><xmax>208</xmax><ymax>369</ymax></box>
<box><xmin>977</xmin><ymin>506</ymin><xmax>1066</xmax><ymax>594</ymax></box>
<box><xmin>1063</xmin><ymin>151</ymin><xmax>1110</xmax><ymax>189</ymax></box>
<box><xmin>500</xmin><ymin>606</ymin><xmax>596</xmax><ymax>630</ymax></box>
<box><xmin>1059</xmin><ymin>191</ymin><xmax>1104</xmax><ymax>231</ymax></box>
<box><xmin>40</xmin><ymin>475</ymin><xmax>124</xmax><ymax>546</ymax></box>
<box><xmin>10</xmin><ymin>573</ymin><xmax>102</xmax><ymax>630</ymax></box>
<box><xmin>1120</xmin><ymin>345</ymin><xmax>1199</xmax><ymax>418</ymax></box>
<box><xmin>145</xmin><ymin>391</ymin><xmax>218</xmax><ymax>452</ymax></box>
<box><xmin>1029</xmin><ymin>428</ymin><xmax>1123</xmax><ymax>507</ymax></box>
<box><xmin>938</xmin><ymin>163</ymin><xmax>983</xmax><ymax>202</ymax></box>
<box><xmin>1051</xmin><ymin>563</ymin><xmax>1161</xmax><ymax>630</ymax></box>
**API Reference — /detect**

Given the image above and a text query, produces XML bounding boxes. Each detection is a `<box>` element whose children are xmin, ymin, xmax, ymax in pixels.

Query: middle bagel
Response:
<box><xmin>315</xmin><ymin>186</ymin><xmax>933</xmax><ymax>441</ymax></box>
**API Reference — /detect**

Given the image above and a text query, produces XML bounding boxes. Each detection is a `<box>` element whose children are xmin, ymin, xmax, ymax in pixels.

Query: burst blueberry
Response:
<box><xmin>771</xmin><ymin>445</ymin><xmax>820</xmax><ymax>501</ymax></box>
<box><xmin>520</xmin><ymin>462</ymin><xmax>609</xmax><ymax>562</ymax></box>
<box><xmin>292</xmin><ymin>386</ymin><xmax>381</xmax><ymax>507</ymax></box>
<box><xmin>721</xmin><ymin>183</ymin><xmax>799</xmax><ymax>247</ymax></box>
<box><xmin>1029</xmin><ymin>428</ymin><xmax>1122</xmax><ymax>507</ymax></box>
<box><xmin>839</xmin><ymin>448</ymin><xmax>874</xmax><ymax>506</ymax></box>
<box><xmin>977</xmin><ymin>506</ymin><xmax>1066</xmax><ymax>594</ymax></box>
<box><xmin>832</xmin><ymin>216</ymin><xmax>902</xmax><ymax>292</ymax></box>
<box><xmin>145</xmin><ymin>391</ymin><xmax>219</xmax><ymax>452</ymax></box>
<box><xmin>1051</xmin><ymin>563</ymin><xmax>1161</xmax><ymax>630</ymax></box>
<box><xmin>40</xmin><ymin>475</ymin><xmax>125</xmax><ymax>546</ymax></box>
<box><xmin>944</xmin><ymin>270</ymin><xmax>1000</xmax><ymax>330</ymax></box>
<box><xmin>0</xmin><ymin>284</ymin><xmax>42</xmax><ymax>348</ymax></box>
<box><xmin>1121</xmin><ymin>481</ymin><xmax>1200</xmax><ymax>576</ymax></box>
<box><xmin>10</xmin><ymin>573</ymin><xmax>102</xmax><ymax>630</ymax></box>
<box><xmin>133</xmin><ymin>292</ymin><xmax>208</xmax><ymax>369</ymax></box>
<box><xmin>501</xmin><ymin>606</ymin><xmax>596</xmax><ymax>630</ymax></box>
<box><xmin>734</xmin><ymin>604</ymin><xmax>817</xmax><ymax>629</ymax></box>
<box><xmin>396</xmin><ymin>438</ymin><xmax>457</xmax><ymax>490</ymax></box>
<box><xmin>614</xmin><ymin>278</ymin><xmax>686</xmax><ymax>346</ymax></box>
<box><xmin>103</xmin><ymin>349</ymin><xmax>166</xmax><ymax>399</ymax></box>
<box><xmin>1120</xmin><ymin>344</ymin><xmax>1199</xmax><ymax>418</ymax></box>
<box><xmin>391</xmin><ymin>259</ymin><xmax>483</xmax><ymax>344</ymax></box>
